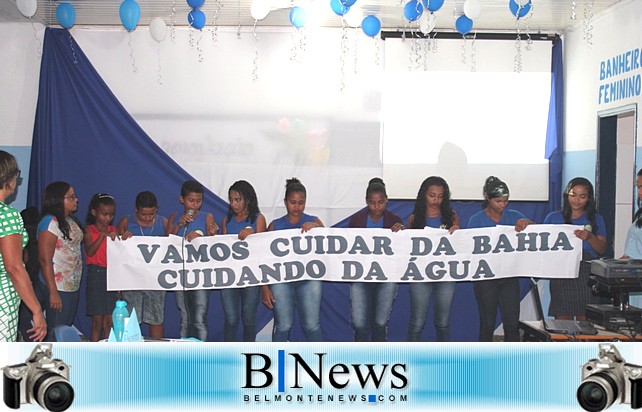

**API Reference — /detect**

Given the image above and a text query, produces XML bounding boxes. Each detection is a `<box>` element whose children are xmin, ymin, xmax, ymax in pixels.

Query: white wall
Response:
<box><xmin>563</xmin><ymin>0</ymin><xmax>642</xmax><ymax>179</ymax></box>
<box><xmin>0</xmin><ymin>22</ymin><xmax>45</xmax><ymax>210</ymax></box>
<box><xmin>0</xmin><ymin>22</ymin><xmax>42</xmax><ymax>146</ymax></box>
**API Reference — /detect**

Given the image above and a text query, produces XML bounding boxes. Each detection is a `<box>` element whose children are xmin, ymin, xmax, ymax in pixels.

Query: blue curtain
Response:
<box><xmin>28</xmin><ymin>28</ymin><xmax>556</xmax><ymax>342</ymax></box>
<box><xmin>545</xmin><ymin>38</ymin><xmax>564</xmax><ymax>211</ymax></box>
<box><xmin>26</xmin><ymin>28</ymin><xmax>269</xmax><ymax>340</ymax></box>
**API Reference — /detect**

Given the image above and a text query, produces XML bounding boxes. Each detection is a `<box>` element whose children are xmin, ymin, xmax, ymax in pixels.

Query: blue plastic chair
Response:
<box><xmin>53</xmin><ymin>325</ymin><xmax>82</xmax><ymax>342</ymax></box>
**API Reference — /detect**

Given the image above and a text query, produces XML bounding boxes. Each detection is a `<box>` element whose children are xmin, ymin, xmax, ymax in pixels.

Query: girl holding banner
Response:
<box><xmin>83</xmin><ymin>193</ymin><xmax>118</xmax><ymax>342</ymax></box>
<box><xmin>544</xmin><ymin>178</ymin><xmax>606</xmax><ymax>320</ymax></box>
<box><xmin>348</xmin><ymin>178</ymin><xmax>404</xmax><ymax>342</ymax></box>
<box><xmin>468</xmin><ymin>176</ymin><xmax>532</xmax><ymax>342</ymax></box>
<box><xmin>220</xmin><ymin>180</ymin><xmax>266</xmax><ymax>342</ymax></box>
<box><xmin>407</xmin><ymin>176</ymin><xmax>460</xmax><ymax>342</ymax></box>
<box><xmin>261</xmin><ymin>178</ymin><xmax>324</xmax><ymax>342</ymax></box>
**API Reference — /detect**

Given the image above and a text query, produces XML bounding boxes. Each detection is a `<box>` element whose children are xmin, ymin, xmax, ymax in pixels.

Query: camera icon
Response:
<box><xmin>577</xmin><ymin>344</ymin><xmax>642</xmax><ymax>411</ymax></box>
<box><xmin>3</xmin><ymin>344</ymin><xmax>74</xmax><ymax>412</ymax></box>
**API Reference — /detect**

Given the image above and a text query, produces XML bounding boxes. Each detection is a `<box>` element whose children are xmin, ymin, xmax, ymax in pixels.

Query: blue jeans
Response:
<box><xmin>408</xmin><ymin>282</ymin><xmax>456</xmax><ymax>342</ymax></box>
<box><xmin>350</xmin><ymin>282</ymin><xmax>398</xmax><ymax>342</ymax></box>
<box><xmin>175</xmin><ymin>290</ymin><xmax>210</xmax><ymax>341</ymax></box>
<box><xmin>220</xmin><ymin>286</ymin><xmax>260</xmax><ymax>342</ymax></box>
<box><xmin>270</xmin><ymin>280</ymin><xmax>323</xmax><ymax>342</ymax></box>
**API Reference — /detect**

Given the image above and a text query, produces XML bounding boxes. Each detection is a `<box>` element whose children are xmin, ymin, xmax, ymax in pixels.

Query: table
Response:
<box><xmin>519</xmin><ymin>320</ymin><xmax>641</xmax><ymax>342</ymax></box>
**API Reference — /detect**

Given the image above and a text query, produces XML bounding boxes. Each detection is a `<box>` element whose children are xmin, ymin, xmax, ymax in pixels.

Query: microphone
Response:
<box><xmin>183</xmin><ymin>209</ymin><xmax>195</xmax><ymax>237</ymax></box>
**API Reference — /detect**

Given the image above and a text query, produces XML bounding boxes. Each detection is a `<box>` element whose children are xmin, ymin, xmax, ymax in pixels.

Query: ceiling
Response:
<box><xmin>0</xmin><ymin>0</ymin><xmax>623</xmax><ymax>33</ymax></box>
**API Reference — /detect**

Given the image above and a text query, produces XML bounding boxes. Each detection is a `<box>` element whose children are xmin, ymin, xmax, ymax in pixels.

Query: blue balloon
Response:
<box><xmin>119</xmin><ymin>0</ymin><xmax>141</xmax><ymax>32</ymax></box>
<box><xmin>188</xmin><ymin>9</ymin><xmax>206</xmax><ymax>29</ymax></box>
<box><xmin>403</xmin><ymin>0</ymin><xmax>423</xmax><ymax>22</ymax></box>
<box><xmin>361</xmin><ymin>15</ymin><xmax>381</xmax><ymax>37</ymax></box>
<box><xmin>56</xmin><ymin>3</ymin><xmax>75</xmax><ymax>29</ymax></box>
<box><xmin>187</xmin><ymin>0</ymin><xmax>205</xmax><ymax>8</ymax></box>
<box><xmin>289</xmin><ymin>6</ymin><xmax>307</xmax><ymax>29</ymax></box>
<box><xmin>509</xmin><ymin>0</ymin><xmax>531</xmax><ymax>18</ymax></box>
<box><xmin>330</xmin><ymin>0</ymin><xmax>349</xmax><ymax>16</ymax></box>
<box><xmin>455</xmin><ymin>15</ymin><xmax>473</xmax><ymax>35</ymax></box>
<box><xmin>340</xmin><ymin>0</ymin><xmax>357</xmax><ymax>6</ymax></box>
<box><xmin>422</xmin><ymin>0</ymin><xmax>444</xmax><ymax>12</ymax></box>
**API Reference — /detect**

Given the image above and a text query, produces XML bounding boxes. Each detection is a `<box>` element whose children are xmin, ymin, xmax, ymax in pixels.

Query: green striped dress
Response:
<box><xmin>0</xmin><ymin>202</ymin><xmax>28</xmax><ymax>341</ymax></box>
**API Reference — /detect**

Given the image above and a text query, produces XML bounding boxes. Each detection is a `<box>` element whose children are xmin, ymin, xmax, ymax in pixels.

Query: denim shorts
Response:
<box><xmin>85</xmin><ymin>265</ymin><xmax>118</xmax><ymax>316</ymax></box>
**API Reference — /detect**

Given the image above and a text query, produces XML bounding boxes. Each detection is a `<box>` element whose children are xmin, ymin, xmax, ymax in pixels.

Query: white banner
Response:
<box><xmin>106</xmin><ymin>224</ymin><xmax>583</xmax><ymax>291</ymax></box>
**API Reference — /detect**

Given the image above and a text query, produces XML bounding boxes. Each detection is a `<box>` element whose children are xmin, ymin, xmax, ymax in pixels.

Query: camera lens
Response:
<box><xmin>43</xmin><ymin>381</ymin><xmax>73</xmax><ymax>411</ymax></box>
<box><xmin>578</xmin><ymin>382</ymin><xmax>609</xmax><ymax>411</ymax></box>
<box><xmin>577</xmin><ymin>373</ymin><xmax>618</xmax><ymax>412</ymax></box>
<box><xmin>33</xmin><ymin>372</ymin><xmax>74</xmax><ymax>412</ymax></box>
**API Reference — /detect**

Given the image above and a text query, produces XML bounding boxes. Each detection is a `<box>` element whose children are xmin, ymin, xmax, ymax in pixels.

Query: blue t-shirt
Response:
<box><xmin>625</xmin><ymin>222</ymin><xmax>642</xmax><ymax>259</ymax></box>
<box><xmin>225</xmin><ymin>213</ymin><xmax>259</xmax><ymax>235</ymax></box>
<box><xmin>127</xmin><ymin>214</ymin><xmax>166</xmax><ymax>237</ymax></box>
<box><xmin>468</xmin><ymin>209</ymin><xmax>527</xmax><ymax>229</ymax></box>
<box><xmin>425</xmin><ymin>215</ymin><xmax>443</xmax><ymax>229</ymax></box>
<box><xmin>543</xmin><ymin>211</ymin><xmax>606</xmax><ymax>257</ymax></box>
<box><xmin>271</xmin><ymin>213</ymin><xmax>317</xmax><ymax>231</ymax></box>
<box><xmin>366</xmin><ymin>215</ymin><xmax>384</xmax><ymax>229</ymax></box>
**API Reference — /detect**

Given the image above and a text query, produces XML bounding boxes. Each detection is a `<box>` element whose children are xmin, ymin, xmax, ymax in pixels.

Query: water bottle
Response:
<box><xmin>112</xmin><ymin>300</ymin><xmax>129</xmax><ymax>342</ymax></box>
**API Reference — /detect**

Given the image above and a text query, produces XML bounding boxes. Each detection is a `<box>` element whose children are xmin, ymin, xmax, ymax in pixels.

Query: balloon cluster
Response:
<box><xmin>320</xmin><ymin>0</ymin><xmax>374</xmax><ymax>38</ymax></box>
<box><xmin>402</xmin><ymin>0</ymin><xmax>444</xmax><ymax>22</ymax></box>
<box><xmin>455</xmin><ymin>0</ymin><xmax>481</xmax><ymax>35</ymax></box>
<box><xmin>187</xmin><ymin>0</ymin><xmax>206</xmax><ymax>30</ymax></box>
<box><xmin>120</xmin><ymin>0</ymin><xmax>141</xmax><ymax>32</ymax></box>
<box><xmin>329</xmin><ymin>0</ymin><xmax>366</xmax><ymax>33</ymax></box>
<box><xmin>509</xmin><ymin>0</ymin><xmax>532</xmax><ymax>19</ymax></box>
<box><xmin>400</xmin><ymin>0</ymin><xmax>444</xmax><ymax>35</ymax></box>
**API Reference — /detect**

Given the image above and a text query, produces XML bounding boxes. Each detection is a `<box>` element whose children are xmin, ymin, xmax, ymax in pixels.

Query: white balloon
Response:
<box><xmin>419</xmin><ymin>12</ymin><xmax>436</xmax><ymax>34</ymax></box>
<box><xmin>16</xmin><ymin>0</ymin><xmax>37</xmax><ymax>18</ymax></box>
<box><xmin>149</xmin><ymin>17</ymin><xmax>167</xmax><ymax>43</ymax></box>
<box><xmin>463</xmin><ymin>0</ymin><xmax>481</xmax><ymax>20</ymax></box>
<box><xmin>250</xmin><ymin>0</ymin><xmax>271</xmax><ymax>21</ymax></box>
<box><xmin>343</xmin><ymin>6</ymin><xmax>363</xmax><ymax>28</ymax></box>
<box><xmin>515</xmin><ymin>0</ymin><xmax>531</xmax><ymax>6</ymax></box>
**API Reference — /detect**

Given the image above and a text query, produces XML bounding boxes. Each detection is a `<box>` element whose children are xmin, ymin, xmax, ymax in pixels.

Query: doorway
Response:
<box><xmin>595</xmin><ymin>104</ymin><xmax>638</xmax><ymax>258</ymax></box>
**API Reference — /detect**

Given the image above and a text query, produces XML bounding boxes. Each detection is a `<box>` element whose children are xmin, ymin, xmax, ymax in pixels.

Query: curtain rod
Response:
<box><xmin>380</xmin><ymin>31</ymin><xmax>559</xmax><ymax>42</ymax></box>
